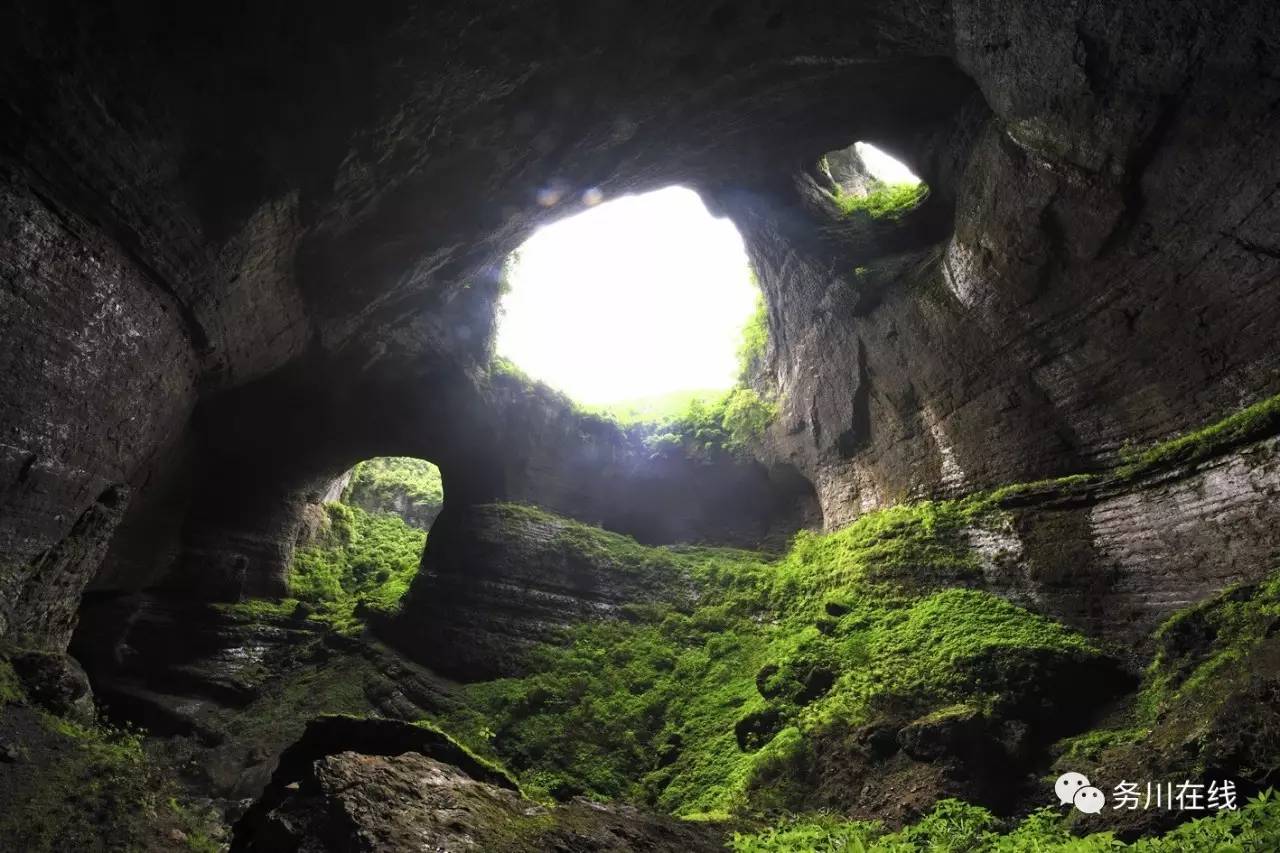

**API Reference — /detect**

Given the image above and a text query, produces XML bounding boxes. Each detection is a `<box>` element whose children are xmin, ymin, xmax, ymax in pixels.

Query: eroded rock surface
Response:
<box><xmin>0</xmin><ymin>0</ymin><xmax>1276</xmax><ymax>631</ymax></box>
<box><xmin>383</xmin><ymin>502</ymin><xmax>702</xmax><ymax>680</ymax></box>
<box><xmin>234</xmin><ymin>748</ymin><xmax>726</xmax><ymax>853</ymax></box>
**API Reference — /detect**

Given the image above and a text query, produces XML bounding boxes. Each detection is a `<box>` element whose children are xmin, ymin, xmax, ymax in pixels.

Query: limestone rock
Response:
<box><xmin>234</xmin><ymin>748</ymin><xmax>725</xmax><ymax>853</ymax></box>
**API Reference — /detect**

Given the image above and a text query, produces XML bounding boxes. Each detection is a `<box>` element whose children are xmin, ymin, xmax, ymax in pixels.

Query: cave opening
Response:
<box><xmin>4</xmin><ymin>3</ymin><xmax>1280</xmax><ymax>849</ymax></box>
<box><xmin>288</xmin><ymin>456</ymin><xmax>443</xmax><ymax>619</ymax></box>
<box><xmin>821</xmin><ymin>140</ymin><xmax>929</xmax><ymax>220</ymax></box>
<box><xmin>494</xmin><ymin>185</ymin><xmax>761</xmax><ymax>415</ymax></box>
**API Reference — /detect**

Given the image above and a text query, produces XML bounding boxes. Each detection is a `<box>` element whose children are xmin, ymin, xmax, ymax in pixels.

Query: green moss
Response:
<box><xmin>434</xmin><ymin>500</ymin><xmax>1103</xmax><ymax>817</ymax></box>
<box><xmin>731</xmin><ymin>791</ymin><xmax>1280</xmax><ymax>851</ymax></box>
<box><xmin>0</xmin><ymin>657</ymin><xmax>24</xmax><ymax>704</ymax></box>
<box><xmin>1053</xmin><ymin>726</ymin><xmax>1149</xmax><ymax>764</ymax></box>
<box><xmin>957</xmin><ymin>392</ymin><xmax>1280</xmax><ymax>516</ymax></box>
<box><xmin>1117</xmin><ymin>392</ymin><xmax>1280</xmax><ymax>479</ymax></box>
<box><xmin>0</xmin><ymin>712</ymin><xmax>224</xmax><ymax>851</ymax></box>
<box><xmin>1139</xmin><ymin>570</ymin><xmax>1280</xmax><ymax>722</ymax></box>
<box><xmin>833</xmin><ymin>181</ymin><xmax>928</xmax><ymax>221</ymax></box>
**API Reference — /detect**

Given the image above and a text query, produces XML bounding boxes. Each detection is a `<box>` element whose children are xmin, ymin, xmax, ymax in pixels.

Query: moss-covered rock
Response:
<box><xmin>404</xmin><ymin>501</ymin><xmax>1128</xmax><ymax>820</ymax></box>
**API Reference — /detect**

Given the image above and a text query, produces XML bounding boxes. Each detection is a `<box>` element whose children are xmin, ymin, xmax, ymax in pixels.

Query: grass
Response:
<box><xmin>730</xmin><ymin>790</ymin><xmax>1280</xmax><ymax>851</ymax></box>
<box><xmin>833</xmin><ymin>181</ymin><xmax>928</xmax><ymax>221</ymax></box>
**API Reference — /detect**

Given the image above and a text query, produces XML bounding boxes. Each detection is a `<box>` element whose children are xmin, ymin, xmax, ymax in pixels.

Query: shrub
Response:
<box><xmin>834</xmin><ymin>181</ymin><xmax>928</xmax><ymax>220</ymax></box>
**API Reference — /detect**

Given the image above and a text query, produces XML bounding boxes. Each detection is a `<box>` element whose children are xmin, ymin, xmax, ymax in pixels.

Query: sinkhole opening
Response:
<box><xmin>822</xmin><ymin>141</ymin><xmax>928</xmax><ymax>220</ymax></box>
<box><xmin>495</xmin><ymin>186</ymin><xmax>761</xmax><ymax>417</ymax></box>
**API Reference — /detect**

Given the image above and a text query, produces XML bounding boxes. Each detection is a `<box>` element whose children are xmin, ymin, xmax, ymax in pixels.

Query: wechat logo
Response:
<box><xmin>1056</xmin><ymin>772</ymin><xmax>1106</xmax><ymax>814</ymax></box>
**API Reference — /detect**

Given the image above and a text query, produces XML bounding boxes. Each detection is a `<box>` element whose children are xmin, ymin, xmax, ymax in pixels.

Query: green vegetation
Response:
<box><xmin>286</xmin><ymin>500</ymin><xmax>426</xmax><ymax>631</ymax></box>
<box><xmin>642</xmin><ymin>388</ymin><xmax>778</xmax><ymax>459</ymax></box>
<box><xmin>0</xmin><ymin>657</ymin><xmax>24</xmax><ymax>704</ymax></box>
<box><xmin>833</xmin><ymin>182</ymin><xmax>928</xmax><ymax>221</ymax></box>
<box><xmin>1140</xmin><ymin>569</ymin><xmax>1280</xmax><ymax>722</ymax></box>
<box><xmin>1053</xmin><ymin>726</ymin><xmax>1149</xmax><ymax>765</ymax></box>
<box><xmin>1116</xmin><ymin>391</ymin><xmax>1280</xmax><ymax>479</ymax></box>
<box><xmin>738</xmin><ymin>291</ymin><xmax>768</xmax><ymax>384</ymax></box>
<box><xmin>343</xmin><ymin>456</ymin><xmax>444</xmax><ymax>522</ymax></box>
<box><xmin>731</xmin><ymin>791</ymin><xmax>1280</xmax><ymax>851</ymax></box>
<box><xmin>433</xmin><ymin>501</ymin><xmax>1105</xmax><ymax>816</ymax></box>
<box><xmin>583</xmin><ymin>389</ymin><xmax>723</xmax><ymax>425</ymax></box>
<box><xmin>0</xmin><ymin>711</ymin><xmax>223</xmax><ymax>851</ymax></box>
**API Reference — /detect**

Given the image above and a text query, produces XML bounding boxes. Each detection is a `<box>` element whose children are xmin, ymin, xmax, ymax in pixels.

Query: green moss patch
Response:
<box><xmin>833</xmin><ymin>182</ymin><xmax>929</xmax><ymax>220</ymax></box>
<box><xmin>431</xmin><ymin>501</ymin><xmax>1111</xmax><ymax>817</ymax></box>
<box><xmin>0</xmin><ymin>710</ymin><xmax>223</xmax><ymax>851</ymax></box>
<box><xmin>1140</xmin><ymin>570</ymin><xmax>1280</xmax><ymax>722</ymax></box>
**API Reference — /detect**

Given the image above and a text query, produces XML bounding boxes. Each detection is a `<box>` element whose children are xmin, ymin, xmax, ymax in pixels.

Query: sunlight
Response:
<box><xmin>496</xmin><ymin>186</ymin><xmax>758</xmax><ymax>406</ymax></box>
<box><xmin>855</xmin><ymin>142</ymin><xmax>921</xmax><ymax>185</ymax></box>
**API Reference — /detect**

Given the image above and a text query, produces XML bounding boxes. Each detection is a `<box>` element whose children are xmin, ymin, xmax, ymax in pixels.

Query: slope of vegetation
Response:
<box><xmin>432</xmin><ymin>499</ymin><xmax>1108</xmax><ymax>816</ymax></box>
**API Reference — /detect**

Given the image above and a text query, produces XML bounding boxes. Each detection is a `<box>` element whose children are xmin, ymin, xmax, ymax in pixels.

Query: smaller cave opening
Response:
<box><xmin>291</xmin><ymin>456</ymin><xmax>443</xmax><ymax>620</ymax></box>
<box><xmin>59</xmin><ymin>455</ymin><xmax>449</xmax><ymax>840</ymax></box>
<box><xmin>820</xmin><ymin>141</ymin><xmax>929</xmax><ymax>221</ymax></box>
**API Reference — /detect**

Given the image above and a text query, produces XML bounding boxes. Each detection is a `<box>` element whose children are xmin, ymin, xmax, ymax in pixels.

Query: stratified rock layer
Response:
<box><xmin>1</xmin><ymin>1</ymin><xmax>1277</xmax><ymax>638</ymax></box>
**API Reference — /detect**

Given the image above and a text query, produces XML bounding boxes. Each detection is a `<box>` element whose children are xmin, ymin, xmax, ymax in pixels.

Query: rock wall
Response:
<box><xmin>977</xmin><ymin>435</ymin><xmax>1280</xmax><ymax>646</ymax></box>
<box><xmin>0</xmin><ymin>167</ymin><xmax>196</xmax><ymax>647</ymax></box>
<box><xmin>731</xmin><ymin>1</ymin><xmax>1280</xmax><ymax>526</ymax></box>
<box><xmin>382</xmin><ymin>502</ymin><xmax>702</xmax><ymax>680</ymax></box>
<box><xmin>0</xmin><ymin>0</ymin><xmax>1277</xmax><ymax>635</ymax></box>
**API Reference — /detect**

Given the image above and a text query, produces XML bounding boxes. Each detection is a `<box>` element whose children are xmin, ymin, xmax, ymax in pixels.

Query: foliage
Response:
<box><xmin>730</xmin><ymin>791</ymin><xmax>1280</xmax><ymax>851</ymax></box>
<box><xmin>343</xmin><ymin>456</ymin><xmax>444</xmax><ymax>522</ymax></box>
<box><xmin>584</xmin><ymin>389</ymin><xmax>723</xmax><ymax>426</ymax></box>
<box><xmin>643</xmin><ymin>388</ymin><xmax>778</xmax><ymax>459</ymax></box>
<box><xmin>289</xmin><ymin>501</ymin><xmax>426</xmax><ymax>631</ymax></box>
<box><xmin>434</xmin><ymin>501</ymin><xmax>1104</xmax><ymax>816</ymax></box>
<box><xmin>0</xmin><ymin>711</ymin><xmax>224</xmax><ymax>851</ymax></box>
<box><xmin>834</xmin><ymin>181</ymin><xmax>928</xmax><ymax>221</ymax></box>
<box><xmin>737</xmin><ymin>292</ymin><xmax>768</xmax><ymax>384</ymax></box>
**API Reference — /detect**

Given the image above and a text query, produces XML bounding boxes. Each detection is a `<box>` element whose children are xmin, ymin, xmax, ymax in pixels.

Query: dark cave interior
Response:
<box><xmin>2</xmin><ymin>1</ymin><xmax>1280</xmax><ymax>850</ymax></box>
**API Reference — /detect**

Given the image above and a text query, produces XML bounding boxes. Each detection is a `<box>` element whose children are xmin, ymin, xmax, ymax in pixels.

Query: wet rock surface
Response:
<box><xmin>973</xmin><ymin>435</ymin><xmax>1280</xmax><ymax>646</ymax></box>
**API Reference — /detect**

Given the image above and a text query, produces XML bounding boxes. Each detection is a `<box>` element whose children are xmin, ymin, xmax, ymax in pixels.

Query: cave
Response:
<box><xmin>2</xmin><ymin>2</ymin><xmax>1280</xmax><ymax>850</ymax></box>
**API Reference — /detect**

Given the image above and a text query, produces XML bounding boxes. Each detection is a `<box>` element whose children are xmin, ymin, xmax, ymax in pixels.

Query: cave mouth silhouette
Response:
<box><xmin>494</xmin><ymin>185</ymin><xmax>760</xmax><ymax>409</ymax></box>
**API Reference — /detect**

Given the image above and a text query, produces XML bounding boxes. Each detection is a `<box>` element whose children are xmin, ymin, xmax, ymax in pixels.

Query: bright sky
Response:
<box><xmin>495</xmin><ymin>186</ymin><xmax>758</xmax><ymax>405</ymax></box>
<box><xmin>856</xmin><ymin>142</ymin><xmax>921</xmax><ymax>184</ymax></box>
